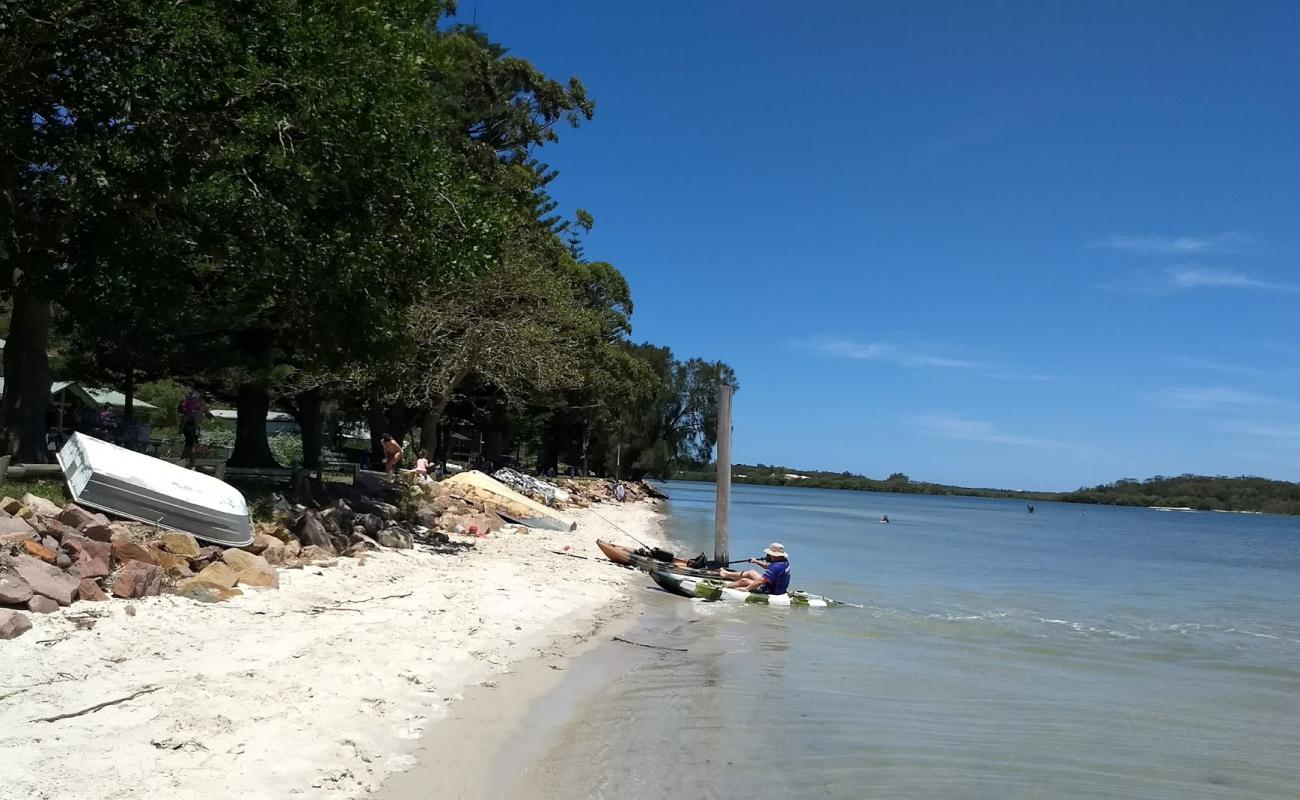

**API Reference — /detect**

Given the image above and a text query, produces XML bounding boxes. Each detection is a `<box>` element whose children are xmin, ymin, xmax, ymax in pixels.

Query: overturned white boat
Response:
<box><xmin>57</xmin><ymin>433</ymin><xmax>252</xmax><ymax>547</ymax></box>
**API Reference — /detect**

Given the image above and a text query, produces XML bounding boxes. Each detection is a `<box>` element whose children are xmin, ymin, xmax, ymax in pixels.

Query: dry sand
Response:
<box><xmin>0</xmin><ymin>501</ymin><xmax>664</xmax><ymax>799</ymax></box>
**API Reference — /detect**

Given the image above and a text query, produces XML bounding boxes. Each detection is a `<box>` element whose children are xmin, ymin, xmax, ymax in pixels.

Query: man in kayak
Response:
<box><xmin>720</xmin><ymin>543</ymin><xmax>791</xmax><ymax>595</ymax></box>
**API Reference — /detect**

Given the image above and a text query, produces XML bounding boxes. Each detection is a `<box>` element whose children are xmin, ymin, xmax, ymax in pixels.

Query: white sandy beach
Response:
<box><xmin>0</xmin><ymin>501</ymin><xmax>664</xmax><ymax>800</ymax></box>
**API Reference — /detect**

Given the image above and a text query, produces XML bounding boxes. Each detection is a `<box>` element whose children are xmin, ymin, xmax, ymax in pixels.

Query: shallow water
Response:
<box><xmin>510</xmin><ymin>482</ymin><xmax>1300</xmax><ymax>799</ymax></box>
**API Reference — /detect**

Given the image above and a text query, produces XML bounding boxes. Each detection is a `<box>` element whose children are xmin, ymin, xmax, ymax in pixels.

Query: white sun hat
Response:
<box><xmin>764</xmin><ymin>542</ymin><xmax>788</xmax><ymax>559</ymax></box>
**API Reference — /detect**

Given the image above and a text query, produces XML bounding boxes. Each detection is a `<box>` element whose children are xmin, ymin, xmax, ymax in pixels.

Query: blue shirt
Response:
<box><xmin>761</xmin><ymin>560</ymin><xmax>791</xmax><ymax>594</ymax></box>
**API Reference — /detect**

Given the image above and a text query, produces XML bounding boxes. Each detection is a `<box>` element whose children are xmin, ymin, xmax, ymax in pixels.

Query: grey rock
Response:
<box><xmin>0</xmin><ymin>568</ymin><xmax>34</xmax><ymax>604</ymax></box>
<box><xmin>0</xmin><ymin>609</ymin><xmax>33</xmax><ymax>640</ymax></box>
<box><xmin>27</xmin><ymin>595</ymin><xmax>59</xmax><ymax>614</ymax></box>
<box><xmin>8</xmin><ymin>554</ymin><xmax>78</xmax><ymax>606</ymax></box>
<box><xmin>375</xmin><ymin>525</ymin><xmax>413</xmax><ymax>550</ymax></box>
<box><xmin>355</xmin><ymin>514</ymin><xmax>383</xmax><ymax>537</ymax></box>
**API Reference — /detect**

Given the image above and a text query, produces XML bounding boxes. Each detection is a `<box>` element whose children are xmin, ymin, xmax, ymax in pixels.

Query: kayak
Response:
<box><xmin>596</xmin><ymin>539</ymin><xmax>724</xmax><ymax>579</ymax></box>
<box><xmin>648</xmin><ymin>569</ymin><xmax>844</xmax><ymax>608</ymax></box>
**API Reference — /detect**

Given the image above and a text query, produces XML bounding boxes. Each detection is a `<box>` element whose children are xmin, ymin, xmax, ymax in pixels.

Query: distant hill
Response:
<box><xmin>673</xmin><ymin>464</ymin><xmax>1300</xmax><ymax>516</ymax></box>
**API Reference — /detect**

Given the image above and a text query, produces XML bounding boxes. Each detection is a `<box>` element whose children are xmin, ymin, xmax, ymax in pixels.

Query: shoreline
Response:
<box><xmin>0</xmin><ymin>500</ymin><xmax>667</xmax><ymax>799</ymax></box>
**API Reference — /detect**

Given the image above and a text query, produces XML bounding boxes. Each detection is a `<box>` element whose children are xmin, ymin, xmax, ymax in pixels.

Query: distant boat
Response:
<box><xmin>1149</xmin><ymin>506</ymin><xmax>1197</xmax><ymax>513</ymax></box>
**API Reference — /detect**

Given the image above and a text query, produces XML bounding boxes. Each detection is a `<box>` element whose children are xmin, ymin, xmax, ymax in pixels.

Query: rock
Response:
<box><xmin>0</xmin><ymin>568</ymin><xmax>34</xmax><ymax>604</ymax></box>
<box><xmin>282</xmin><ymin>538</ymin><xmax>301</xmax><ymax>560</ymax></box>
<box><xmin>55</xmin><ymin>552</ymin><xmax>72</xmax><ymax>569</ymax></box>
<box><xmin>58</xmin><ymin>504</ymin><xmax>109</xmax><ymax>531</ymax></box>
<box><xmin>152</xmin><ymin>549</ymin><xmax>193</xmax><ymax>579</ymax></box>
<box><xmin>37</xmin><ymin>518</ymin><xmax>82</xmax><ymax>541</ymax></box>
<box><xmin>376</xmin><ymin>525</ymin><xmax>413</xmax><ymax>549</ymax></box>
<box><xmin>430</xmin><ymin>495</ymin><xmax>459</xmax><ymax>513</ymax></box>
<box><xmin>111</xmin><ymin>560</ymin><xmax>164</xmax><ymax>599</ymax></box>
<box><xmin>0</xmin><ymin>515</ymin><xmax>36</xmax><ymax>536</ymax></box>
<box><xmin>60</xmin><ymin>533</ymin><xmax>113</xmax><ymax>579</ymax></box>
<box><xmin>27</xmin><ymin>595</ymin><xmax>59</xmax><ymax>614</ymax></box>
<box><xmin>342</xmin><ymin>541</ymin><xmax>371</xmax><ymax>558</ymax></box>
<box><xmin>0</xmin><ymin>609</ymin><xmax>32</xmax><ymax>639</ymax></box>
<box><xmin>322</xmin><ymin>500</ymin><xmax>355</xmax><ymax>533</ymax></box>
<box><xmin>77</xmin><ymin>578</ymin><xmax>108</xmax><ymax>602</ymax></box>
<box><xmin>191</xmin><ymin>562</ymin><xmax>238</xmax><ymax>590</ymax></box>
<box><xmin>21</xmin><ymin>539</ymin><xmax>57</xmax><ymax>563</ymax></box>
<box><xmin>299</xmin><ymin>545</ymin><xmax>337</xmax><ymax>566</ymax></box>
<box><xmin>295</xmin><ymin>511</ymin><xmax>335</xmax><ymax>554</ymax></box>
<box><xmin>268</xmin><ymin>492</ymin><xmax>293</xmax><ymax>521</ymax></box>
<box><xmin>370</xmin><ymin>502</ymin><xmax>401</xmax><ymax>521</ymax></box>
<box><xmin>82</xmin><ymin>522</ymin><xmax>117</xmax><ymax>543</ymax></box>
<box><xmin>413</xmin><ymin>509</ymin><xmax>441</xmax><ymax>530</ymax></box>
<box><xmin>9</xmin><ymin>554</ymin><xmax>79</xmax><ymax>605</ymax></box>
<box><xmin>355</xmin><ymin>513</ymin><xmax>383</xmax><ymax>537</ymax></box>
<box><xmin>21</xmin><ymin>493</ymin><xmax>63</xmax><ymax>519</ymax></box>
<box><xmin>222</xmin><ymin>549</ymin><xmax>278</xmax><ymax>588</ymax></box>
<box><xmin>112</xmin><ymin>539</ymin><xmax>158</xmax><ymax>566</ymax></box>
<box><xmin>252</xmin><ymin>534</ymin><xmax>286</xmax><ymax>566</ymax></box>
<box><xmin>159</xmin><ymin>532</ymin><xmax>201</xmax><ymax>558</ymax></box>
<box><xmin>188</xmin><ymin>545</ymin><xmax>223</xmax><ymax>571</ymax></box>
<box><xmin>177</xmin><ymin>579</ymin><xmax>243</xmax><ymax>603</ymax></box>
<box><xmin>125</xmin><ymin>604</ymin><xmax>137</xmax><ymax>617</ymax></box>
<box><xmin>0</xmin><ymin>497</ymin><xmax>23</xmax><ymax>515</ymax></box>
<box><xmin>41</xmin><ymin>535</ymin><xmax>60</xmax><ymax>552</ymax></box>
<box><xmin>0</xmin><ymin>531</ymin><xmax>37</xmax><ymax>544</ymax></box>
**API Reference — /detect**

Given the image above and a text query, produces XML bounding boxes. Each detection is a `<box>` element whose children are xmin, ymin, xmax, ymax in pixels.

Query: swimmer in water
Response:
<box><xmin>881</xmin><ymin>514</ymin><xmax>890</xmax><ymax>524</ymax></box>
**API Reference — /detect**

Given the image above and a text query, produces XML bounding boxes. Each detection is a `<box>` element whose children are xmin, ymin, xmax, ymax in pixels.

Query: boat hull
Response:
<box><xmin>648</xmin><ymin>569</ymin><xmax>838</xmax><ymax>608</ymax></box>
<box><xmin>594</xmin><ymin>539</ymin><xmax>724</xmax><ymax>579</ymax></box>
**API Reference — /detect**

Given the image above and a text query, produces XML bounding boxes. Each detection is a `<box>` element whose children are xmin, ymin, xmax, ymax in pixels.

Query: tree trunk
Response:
<box><xmin>227</xmin><ymin>384</ymin><xmax>280</xmax><ymax>467</ymax></box>
<box><xmin>366</xmin><ymin>395</ymin><xmax>387</xmax><ymax>467</ymax></box>
<box><xmin>421</xmin><ymin>406</ymin><xmax>440</xmax><ymax>454</ymax></box>
<box><xmin>0</xmin><ymin>285</ymin><xmax>52</xmax><ymax>462</ymax></box>
<box><xmin>296</xmin><ymin>388</ymin><xmax>323</xmax><ymax>471</ymax></box>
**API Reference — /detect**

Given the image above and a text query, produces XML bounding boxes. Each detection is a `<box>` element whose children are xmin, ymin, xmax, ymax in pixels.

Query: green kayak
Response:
<box><xmin>649</xmin><ymin>569</ymin><xmax>846</xmax><ymax>608</ymax></box>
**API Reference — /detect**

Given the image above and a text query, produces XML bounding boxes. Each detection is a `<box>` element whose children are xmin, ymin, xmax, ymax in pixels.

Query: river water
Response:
<box><xmin>507</xmin><ymin>481</ymin><xmax>1300</xmax><ymax>799</ymax></box>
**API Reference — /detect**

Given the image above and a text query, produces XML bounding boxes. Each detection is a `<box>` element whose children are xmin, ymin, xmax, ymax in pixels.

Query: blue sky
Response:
<box><xmin>467</xmin><ymin>1</ymin><xmax>1299</xmax><ymax>490</ymax></box>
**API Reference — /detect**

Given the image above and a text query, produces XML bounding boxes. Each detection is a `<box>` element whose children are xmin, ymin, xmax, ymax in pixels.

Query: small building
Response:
<box><xmin>209</xmin><ymin>409</ymin><xmax>298</xmax><ymax>436</ymax></box>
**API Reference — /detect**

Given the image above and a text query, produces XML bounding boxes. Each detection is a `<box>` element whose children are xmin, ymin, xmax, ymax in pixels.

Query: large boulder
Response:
<box><xmin>221</xmin><ymin>549</ymin><xmax>278</xmax><ymax>588</ymax></box>
<box><xmin>295</xmin><ymin>511</ymin><xmax>335</xmax><ymax>554</ymax></box>
<box><xmin>0</xmin><ymin>567</ymin><xmax>34</xmax><ymax>604</ymax></box>
<box><xmin>21</xmin><ymin>493</ymin><xmax>63</xmax><ymax>519</ymax></box>
<box><xmin>112</xmin><ymin>539</ymin><xmax>158</xmax><ymax>566</ymax></box>
<box><xmin>0</xmin><ymin>515</ymin><xmax>37</xmax><ymax>536</ymax></box>
<box><xmin>27</xmin><ymin>595</ymin><xmax>59</xmax><ymax>614</ymax></box>
<box><xmin>60</xmin><ymin>533</ymin><xmax>112</xmax><ymax>579</ymax></box>
<box><xmin>160</xmin><ymin>532</ymin><xmax>201</xmax><ymax>558</ymax></box>
<box><xmin>9</xmin><ymin>554</ymin><xmax>78</xmax><ymax>606</ymax></box>
<box><xmin>376</xmin><ymin>525</ymin><xmax>413</xmax><ymax>550</ymax></box>
<box><xmin>191</xmin><ymin>562</ymin><xmax>238</xmax><ymax>590</ymax></box>
<box><xmin>0</xmin><ymin>609</ymin><xmax>32</xmax><ymax>640</ymax></box>
<box><xmin>354</xmin><ymin>513</ymin><xmax>383</xmax><ymax>537</ymax></box>
<box><xmin>77</xmin><ymin>578</ymin><xmax>109</xmax><ymax>602</ymax></box>
<box><xmin>413</xmin><ymin>509</ymin><xmax>441</xmax><ymax>530</ymax></box>
<box><xmin>111</xmin><ymin>560</ymin><xmax>164</xmax><ymax>599</ymax></box>
<box><xmin>58</xmin><ymin>504</ymin><xmax>109</xmax><ymax>532</ymax></box>
<box><xmin>370</xmin><ymin>502</ymin><xmax>401</xmax><ymax>521</ymax></box>
<box><xmin>151</xmin><ymin>548</ymin><xmax>194</xmax><ymax>579</ymax></box>
<box><xmin>251</xmin><ymin>534</ymin><xmax>286</xmax><ymax>566</ymax></box>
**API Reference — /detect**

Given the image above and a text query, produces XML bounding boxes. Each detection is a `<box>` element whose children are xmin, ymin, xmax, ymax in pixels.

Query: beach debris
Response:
<box><xmin>0</xmin><ymin>609</ymin><xmax>33</xmax><ymax>639</ymax></box>
<box><xmin>611</xmin><ymin>635</ymin><xmax>687</xmax><ymax>652</ymax></box>
<box><xmin>492</xmin><ymin>467</ymin><xmax>571</xmax><ymax>507</ymax></box>
<box><xmin>32</xmin><ymin>684</ymin><xmax>161</xmax><ymax>723</ymax></box>
<box><xmin>111</xmin><ymin>560</ymin><xmax>163</xmax><ymax>599</ymax></box>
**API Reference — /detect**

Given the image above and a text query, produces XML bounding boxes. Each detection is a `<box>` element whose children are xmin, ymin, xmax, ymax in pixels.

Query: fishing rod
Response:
<box><xmin>587</xmin><ymin>506</ymin><xmax>655</xmax><ymax>551</ymax></box>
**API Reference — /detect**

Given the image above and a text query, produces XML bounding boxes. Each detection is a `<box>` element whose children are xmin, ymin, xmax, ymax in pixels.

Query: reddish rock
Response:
<box><xmin>112</xmin><ymin>539</ymin><xmax>158</xmax><ymax>566</ymax></box>
<box><xmin>111</xmin><ymin>560</ymin><xmax>164</xmax><ymax>599</ymax></box>
<box><xmin>27</xmin><ymin>595</ymin><xmax>59</xmax><ymax>614</ymax></box>
<box><xmin>254</xmin><ymin>534</ymin><xmax>287</xmax><ymax>566</ymax></box>
<box><xmin>0</xmin><ymin>515</ymin><xmax>37</xmax><ymax>536</ymax></box>
<box><xmin>160</xmin><ymin>532</ymin><xmax>200</xmax><ymax>558</ymax></box>
<box><xmin>0</xmin><ymin>568</ymin><xmax>34</xmax><ymax>604</ymax></box>
<box><xmin>77</xmin><ymin>578</ymin><xmax>108</xmax><ymax>602</ymax></box>
<box><xmin>21</xmin><ymin>539</ymin><xmax>57</xmax><ymax>563</ymax></box>
<box><xmin>61</xmin><ymin>533</ymin><xmax>113</xmax><ymax>579</ymax></box>
<box><xmin>283</xmin><ymin>538</ymin><xmax>301</xmax><ymax>560</ymax></box>
<box><xmin>152</xmin><ymin>548</ymin><xmax>194</xmax><ymax>579</ymax></box>
<box><xmin>82</xmin><ymin>522</ymin><xmax>115</xmax><ymax>543</ymax></box>
<box><xmin>37</xmin><ymin>518</ymin><xmax>84</xmax><ymax>543</ymax></box>
<box><xmin>0</xmin><ymin>609</ymin><xmax>32</xmax><ymax>639</ymax></box>
<box><xmin>0</xmin><ymin>531</ymin><xmax>37</xmax><ymax>544</ymax></box>
<box><xmin>58</xmin><ymin>504</ymin><xmax>109</xmax><ymax>532</ymax></box>
<box><xmin>299</xmin><ymin>545</ymin><xmax>337</xmax><ymax>567</ymax></box>
<box><xmin>9</xmin><ymin>555</ymin><xmax>78</xmax><ymax>605</ymax></box>
<box><xmin>191</xmin><ymin>562</ymin><xmax>238</xmax><ymax>590</ymax></box>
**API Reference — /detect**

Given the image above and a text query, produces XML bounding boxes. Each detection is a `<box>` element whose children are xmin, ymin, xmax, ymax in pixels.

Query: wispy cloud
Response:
<box><xmin>1088</xmin><ymin>233</ymin><xmax>1251</xmax><ymax>255</ymax></box>
<box><xmin>1164</xmin><ymin>266</ymin><xmax>1296</xmax><ymax>291</ymax></box>
<box><xmin>1152</xmin><ymin>386</ymin><xmax>1285</xmax><ymax>411</ymax></box>
<box><xmin>909</xmin><ymin>413</ymin><xmax>1072</xmax><ymax>449</ymax></box>
<box><xmin>1216</xmin><ymin>420</ymin><xmax>1300</xmax><ymax>442</ymax></box>
<box><xmin>800</xmin><ymin>338</ymin><xmax>984</xmax><ymax>370</ymax></box>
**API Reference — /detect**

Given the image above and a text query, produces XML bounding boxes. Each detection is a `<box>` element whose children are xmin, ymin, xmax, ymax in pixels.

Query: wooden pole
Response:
<box><xmin>714</xmin><ymin>382</ymin><xmax>733</xmax><ymax>565</ymax></box>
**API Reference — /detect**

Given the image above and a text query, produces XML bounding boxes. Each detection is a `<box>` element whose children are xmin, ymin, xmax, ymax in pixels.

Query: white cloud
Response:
<box><xmin>800</xmin><ymin>338</ymin><xmax>983</xmax><ymax>370</ymax></box>
<box><xmin>1216</xmin><ymin>420</ymin><xmax>1300</xmax><ymax>442</ymax></box>
<box><xmin>909</xmin><ymin>413</ymin><xmax>1070</xmax><ymax>449</ymax></box>
<box><xmin>1153</xmin><ymin>387</ymin><xmax>1284</xmax><ymax>411</ymax></box>
<box><xmin>1088</xmin><ymin>233</ymin><xmax>1250</xmax><ymax>255</ymax></box>
<box><xmin>1164</xmin><ymin>266</ymin><xmax>1295</xmax><ymax>291</ymax></box>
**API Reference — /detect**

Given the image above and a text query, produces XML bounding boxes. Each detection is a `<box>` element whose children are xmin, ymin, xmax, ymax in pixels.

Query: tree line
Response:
<box><xmin>0</xmin><ymin>1</ymin><xmax>733</xmax><ymax>478</ymax></box>
<box><xmin>676</xmin><ymin>464</ymin><xmax>1300</xmax><ymax>515</ymax></box>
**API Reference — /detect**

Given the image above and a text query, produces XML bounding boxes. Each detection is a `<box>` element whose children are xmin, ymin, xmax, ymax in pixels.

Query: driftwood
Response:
<box><xmin>612</xmin><ymin>636</ymin><xmax>687</xmax><ymax>652</ymax></box>
<box><xmin>33</xmin><ymin>685</ymin><xmax>161</xmax><ymax>723</ymax></box>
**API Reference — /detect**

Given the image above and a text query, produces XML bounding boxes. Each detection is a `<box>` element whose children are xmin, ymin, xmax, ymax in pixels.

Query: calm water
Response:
<box><xmin>512</xmin><ymin>482</ymin><xmax>1300</xmax><ymax>799</ymax></box>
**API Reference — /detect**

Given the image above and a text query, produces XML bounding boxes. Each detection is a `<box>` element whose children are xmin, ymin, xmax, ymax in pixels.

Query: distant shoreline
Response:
<box><xmin>670</xmin><ymin>472</ymin><xmax>1300</xmax><ymax>517</ymax></box>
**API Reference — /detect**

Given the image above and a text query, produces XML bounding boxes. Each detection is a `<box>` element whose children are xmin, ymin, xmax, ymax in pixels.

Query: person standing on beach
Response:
<box><xmin>381</xmin><ymin>433</ymin><xmax>404</xmax><ymax>473</ymax></box>
<box><xmin>177</xmin><ymin>390</ymin><xmax>205</xmax><ymax>468</ymax></box>
<box><xmin>719</xmin><ymin>543</ymin><xmax>791</xmax><ymax>595</ymax></box>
